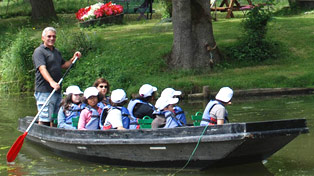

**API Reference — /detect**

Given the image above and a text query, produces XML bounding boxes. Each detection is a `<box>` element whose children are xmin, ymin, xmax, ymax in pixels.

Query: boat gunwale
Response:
<box><xmin>19</xmin><ymin>117</ymin><xmax>309</xmax><ymax>145</ymax></box>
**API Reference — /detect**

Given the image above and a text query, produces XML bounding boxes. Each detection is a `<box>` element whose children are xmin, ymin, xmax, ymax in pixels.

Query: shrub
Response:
<box><xmin>0</xmin><ymin>28</ymin><xmax>38</xmax><ymax>93</ymax></box>
<box><xmin>159</xmin><ymin>0</ymin><xmax>172</xmax><ymax>19</ymax></box>
<box><xmin>226</xmin><ymin>5</ymin><xmax>278</xmax><ymax>65</ymax></box>
<box><xmin>55</xmin><ymin>28</ymin><xmax>96</xmax><ymax>60</ymax></box>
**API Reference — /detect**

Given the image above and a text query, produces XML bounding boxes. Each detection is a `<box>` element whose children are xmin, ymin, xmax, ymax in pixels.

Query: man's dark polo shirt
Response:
<box><xmin>33</xmin><ymin>44</ymin><xmax>65</xmax><ymax>94</ymax></box>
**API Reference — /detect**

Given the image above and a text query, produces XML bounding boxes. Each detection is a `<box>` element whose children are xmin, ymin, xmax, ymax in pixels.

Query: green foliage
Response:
<box><xmin>0</xmin><ymin>0</ymin><xmax>31</xmax><ymax>18</ymax></box>
<box><xmin>55</xmin><ymin>28</ymin><xmax>96</xmax><ymax>60</ymax></box>
<box><xmin>53</xmin><ymin>0</ymin><xmax>100</xmax><ymax>14</ymax></box>
<box><xmin>1</xmin><ymin>2</ymin><xmax>314</xmax><ymax>96</ymax></box>
<box><xmin>62</xmin><ymin>25</ymin><xmax>170</xmax><ymax>94</ymax></box>
<box><xmin>0</xmin><ymin>29</ymin><xmax>38</xmax><ymax>92</ymax></box>
<box><xmin>273</xmin><ymin>2</ymin><xmax>305</xmax><ymax>16</ymax></box>
<box><xmin>226</xmin><ymin>5</ymin><xmax>278</xmax><ymax>65</ymax></box>
<box><xmin>159</xmin><ymin>0</ymin><xmax>172</xmax><ymax>19</ymax></box>
<box><xmin>0</xmin><ymin>0</ymin><xmax>100</xmax><ymax>19</ymax></box>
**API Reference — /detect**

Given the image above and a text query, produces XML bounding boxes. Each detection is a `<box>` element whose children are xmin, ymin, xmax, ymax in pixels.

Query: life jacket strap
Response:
<box><xmin>103</xmin><ymin>124</ymin><xmax>112</xmax><ymax>130</ymax></box>
<box><xmin>202</xmin><ymin>117</ymin><xmax>217</xmax><ymax>125</ymax></box>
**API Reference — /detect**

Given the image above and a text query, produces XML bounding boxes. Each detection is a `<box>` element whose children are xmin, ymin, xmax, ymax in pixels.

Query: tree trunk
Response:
<box><xmin>30</xmin><ymin>0</ymin><xmax>57</xmax><ymax>20</ymax></box>
<box><xmin>170</xmin><ymin>0</ymin><xmax>221</xmax><ymax>69</ymax></box>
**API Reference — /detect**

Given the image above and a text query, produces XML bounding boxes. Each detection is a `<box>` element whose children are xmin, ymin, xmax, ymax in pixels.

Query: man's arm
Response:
<box><xmin>61</xmin><ymin>51</ymin><xmax>81</xmax><ymax>69</ymax></box>
<box><xmin>38</xmin><ymin>65</ymin><xmax>60</xmax><ymax>90</ymax></box>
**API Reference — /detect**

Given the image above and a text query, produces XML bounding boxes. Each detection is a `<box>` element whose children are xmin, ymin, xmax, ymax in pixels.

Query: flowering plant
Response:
<box><xmin>76</xmin><ymin>2</ymin><xmax>123</xmax><ymax>21</ymax></box>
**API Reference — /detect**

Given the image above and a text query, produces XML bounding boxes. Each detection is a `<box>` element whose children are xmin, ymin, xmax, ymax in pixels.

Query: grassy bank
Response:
<box><xmin>0</xmin><ymin>1</ymin><xmax>314</xmax><ymax>96</ymax></box>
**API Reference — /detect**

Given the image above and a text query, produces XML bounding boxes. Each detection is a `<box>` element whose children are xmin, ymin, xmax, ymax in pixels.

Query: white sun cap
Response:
<box><xmin>160</xmin><ymin>88</ymin><xmax>182</xmax><ymax>98</ymax></box>
<box><xmin>155</xmin><ymin>97</ymin><xmax>179</xmax><ymax>110</ymax></box>
<box><xmin>215</xmin><ymin>87</ymin><xmax>233</xmax><ymax>103</ymax></box>
<box><xmin>64</xmin><ymin>85</ymin><xmax>83</xmax><ymax>95</ymax></box>
<box><xmin>139</xmin><ymin>84</ymin><xmax>157</xmax><ymax>98</ymax></box>
<box><xmin>111</xmin><ymin>89</ymin><xmax>128</xmax><ymax>104</ymax></box>
<box><xmin>83</xmin><ymin>87</ymin><xmax>99</xmax><ymax>99</ymax></box>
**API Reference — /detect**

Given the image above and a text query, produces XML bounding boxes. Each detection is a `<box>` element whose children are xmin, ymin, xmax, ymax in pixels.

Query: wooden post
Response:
<box><xmin>226</xmin><ymin>0</ymin><xmax>235</xmax><ymax>18</ymax></box>
<box><xmin>203</xmin><ymin>86</ymin><xmax>209</xmax><ymax>99</ymax></box>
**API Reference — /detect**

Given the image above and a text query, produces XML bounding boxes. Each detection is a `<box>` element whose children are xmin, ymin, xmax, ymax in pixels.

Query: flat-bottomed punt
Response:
<box><xmin>18</xmin><ymin>116</ymin><xmax>308</xmax><ymax>170</ymax></box>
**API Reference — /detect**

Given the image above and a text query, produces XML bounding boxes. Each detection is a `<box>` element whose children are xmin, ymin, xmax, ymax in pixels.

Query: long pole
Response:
<box><xmin>6</xmin><ymin>57</ymin><xmax>78</xmax><ymax>163</ymax></box>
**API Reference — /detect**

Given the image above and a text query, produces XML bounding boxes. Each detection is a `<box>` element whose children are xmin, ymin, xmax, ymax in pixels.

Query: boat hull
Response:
<box><xmin>19</xmin><ymin>117</ymin><xmax>308</xmax><ymax>170</ymax></box>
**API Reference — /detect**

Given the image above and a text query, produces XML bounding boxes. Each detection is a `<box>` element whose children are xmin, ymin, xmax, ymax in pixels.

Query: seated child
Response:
<box><xmin>78</xmin><ymin>87</ymin><xmax>102</xmax><ymax>130</ymax></box>
<box><xmin>128</xmin><ymin>84</ymin><xmax>157</xmax><ymax>129</ymax></box>
<box><xmin>103</xmin><ymin>89</ymin><xmax>129</xmax><ymax>130</ymax></box>
<box><xmin>57</xmin><ymin>85</ymin><xmax>84</xmax><ymax>129</ymax></box>
<box><xmin>201</xmin><ymin>87</ymin><xmax>233</xmax><ymax>126</ymax></box>
<box><xmin>151</xmin><ymin>97</ymin><xmax>184</xmax><ymax>128</ymax></box>
<box><xmin>160</xmin><ymin>88</ymin><xmax>186</xmax><ymax>125</ymax></box>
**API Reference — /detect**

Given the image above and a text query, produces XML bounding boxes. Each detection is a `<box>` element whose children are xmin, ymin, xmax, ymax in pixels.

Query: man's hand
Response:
<box><xmin>62</xmin><ymin>51</ymin><xmax>82</xmax><ymax>69</ymax></box>
<box><xmin>72</xmin><ymin>51</ymin><xmax>82</xmax><ymax>62</ymax></box>
<box><xmin>49</xmin><ymin>81</ymin><xmax>60</xmax><ymax>90</ymax></box>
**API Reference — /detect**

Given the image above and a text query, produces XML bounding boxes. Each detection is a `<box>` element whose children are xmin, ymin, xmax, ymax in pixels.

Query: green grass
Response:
<box><xmin>1</xmin><ymin>1</ymin><xmax>314</xmax><ymax>96</ymax></box>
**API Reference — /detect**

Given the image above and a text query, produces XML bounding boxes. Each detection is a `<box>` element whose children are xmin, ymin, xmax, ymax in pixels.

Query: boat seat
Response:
<box><xmin>72</xmin><ymin>117</ymin><xmax>79</xmax><ymax>129</ymax></box>
<box><xmin>138</xmin><ymin>116</ymin><xmax>153</xmax><ymax>129</ymax></box>
<box><xmin>191</xmin><ymin>112</ymin><xmax>203</xmax><ymax>126</ymax></box>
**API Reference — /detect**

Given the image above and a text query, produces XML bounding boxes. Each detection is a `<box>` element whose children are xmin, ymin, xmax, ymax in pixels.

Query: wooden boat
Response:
<box><xmin>18</xmin><ymin>116</ymin><xmax>309</xmax><ymax>170</ymax></box>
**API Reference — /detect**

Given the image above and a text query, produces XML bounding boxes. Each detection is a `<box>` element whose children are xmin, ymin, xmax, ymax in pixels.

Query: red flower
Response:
<box><xmin>75</xmin><ymin>6</ymin><xmax>91</xmax><ymax>20</ymax></box>
<box><xmin>76</xmin><ymin>1</ymin><xmax>123</xmax><ymax>21</ymax></box>
<box><xmin>94</xmin><ymin>8</ymin><xmax>104</xmax><ymax>18</ymax></box>
<box><xmin>105</xmin><ymin>8</ymin><xmax>113</xmax><ymax>16</ymax></box>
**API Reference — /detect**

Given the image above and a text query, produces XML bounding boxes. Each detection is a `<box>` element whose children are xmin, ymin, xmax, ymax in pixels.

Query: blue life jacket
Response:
<box><xmin>103</xmin><ymin>106</ymin><xmax>130</xmax><ymax>130</ymax></box>
<box><xmin>200</xmin><ymin>100</ymin><xmax>228</xmax><ymax>126</ymax></box>
<box><xmin>173</xmin><ymin>106</ymin><xmax>186</xmax><ymax>125</ymax></box>
<box><xmin>162</xmin><ymin>110</ymin><xmax>183</xmax><ymax>128</ymax></box>
<box><xmin>97</xmin><ymin>96</ymin><xmax>110</xmax><ymax>109</ymax></box>
<box><xmin>127</xmin><ymin>99</ymin><xmax>154</xmax><ymax>129</ymax></box>
<box><xmin>121</xmin><ymin>106</ymin><xmax>130</xmax><ymax>129</ymax></box>
<box><xmin>63</xmin><ymin>104</ymin><xmax>84</xmax><ymax>126</ymax></box>
<box><xmin>85</xmin><ymin>106</ymin><xmax>100</xmax><ymax>130</ymax></box>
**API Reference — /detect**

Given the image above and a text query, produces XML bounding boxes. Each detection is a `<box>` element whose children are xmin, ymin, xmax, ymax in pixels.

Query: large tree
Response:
<box><xmin>169</xmin><ymin>0</ymin><xmax>221</xmax><ymax>69</ymax></box>
<box><xmin>30</xmin><ymin>0</ymin><xmax>57</xmax><ymax>20</ymax></box>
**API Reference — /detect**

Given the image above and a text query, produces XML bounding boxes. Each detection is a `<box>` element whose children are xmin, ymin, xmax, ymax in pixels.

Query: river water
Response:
<box><xmin>0</xmin><ymin>94</ymin><xmax>313</xmax><ymax>175</ymax></box>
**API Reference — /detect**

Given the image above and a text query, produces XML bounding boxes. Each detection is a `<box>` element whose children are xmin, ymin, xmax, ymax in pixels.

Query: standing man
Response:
<box><xmin>33</xmin><ymin>27</ymin><xmax>81</xmax><ymax>127</ymax></box>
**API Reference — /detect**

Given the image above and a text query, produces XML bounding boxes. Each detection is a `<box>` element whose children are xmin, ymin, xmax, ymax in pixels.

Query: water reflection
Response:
<box><xmin>201</xmin><ymin>162</ymin><xmax>273</xmax><ymax>176</ymax></box>
<box><xmin>0</xmin><ymin>94</ymin><xmax>313</xmax><ymax>175</ymax></box>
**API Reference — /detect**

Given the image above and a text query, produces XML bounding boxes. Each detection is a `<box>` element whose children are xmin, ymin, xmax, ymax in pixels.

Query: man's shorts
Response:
<box><xmin>34</xmin><ymin>92</ymin><xmax>62</xmax><ymax>122</ymax></box>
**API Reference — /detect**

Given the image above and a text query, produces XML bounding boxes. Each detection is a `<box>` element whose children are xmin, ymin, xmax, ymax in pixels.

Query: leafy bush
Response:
<box><xmin>159</xmin><ymin>0</ymin><xmax>172</xmax><ymax>19</ymax></box>
<box><xmin>0</xmin><ymin>28</ymin><xmax>38</xmax><ymax>93</ymax></box>
<box><xmin>55</xmin><ymin>28</ymin><xmax>96</xmax><ymax>60</ymax></box>
<box><xmin>226</xmin><ymin>5</ymin><xmax>278</xmax><ymax>65</ymax></box>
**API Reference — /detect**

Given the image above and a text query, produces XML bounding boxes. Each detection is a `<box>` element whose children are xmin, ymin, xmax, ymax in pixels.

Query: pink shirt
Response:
<box><xmin>78</xmin><ymin>107</ymin><xmax>102</xmax><ymax>130</ymax></box>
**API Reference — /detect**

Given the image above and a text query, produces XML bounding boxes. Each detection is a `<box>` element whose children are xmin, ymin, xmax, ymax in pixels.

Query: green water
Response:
<box><xmin>0</xmin><ymin>94</ymin><xmax>313</xmax><ymax>175</ymax></box>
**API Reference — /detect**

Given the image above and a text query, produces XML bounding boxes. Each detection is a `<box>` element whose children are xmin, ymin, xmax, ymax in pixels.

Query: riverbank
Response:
<box><xmin>1</xmin><ymin>2</ymin><xmax>314</xmax><ymax>95</ymax></box>
<box><xmin>188</xmin><ymin>87</ymin><xmax>314</xmax><ymax>99</ymax></box>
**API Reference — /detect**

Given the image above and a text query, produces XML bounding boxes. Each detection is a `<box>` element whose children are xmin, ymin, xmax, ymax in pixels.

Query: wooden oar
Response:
<box><xmin>6</xmin><ymin>57</ymin><xmax>79</xmax><ymax>163</ymax></box>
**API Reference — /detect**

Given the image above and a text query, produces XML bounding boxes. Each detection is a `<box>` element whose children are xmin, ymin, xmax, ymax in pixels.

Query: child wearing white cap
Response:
<box><xmin>103</xmin><ymin>89</ymin><xmax>129</xmax><ymax>130</ymax></box>
<box><xmin>57</xmin><ymin>85</ymin><xmax>83</xmax><ymax>129</ymax></box>
<box><xmin>151</xmin><ymin>97</ymin><xmax>184</xmax><ymax>128</ymax></box>
<box><xmin>78</xmin><ymin>87</ymin><xmax>102</xmax><ymax>130</ymax></box>
<box><xmin>200</xmin><ymin>87</ymin><xmax>233</xmax><ymax>126</ymax></box>
<box><xmin>160</xmin><ymin>88</ymin><xmax>186</xmax><ymax>125</ymax></box>
<box><xmin>127</xmin><ymin>84</ymin><xmax>157</xmax><ymax>129</ymax></box>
